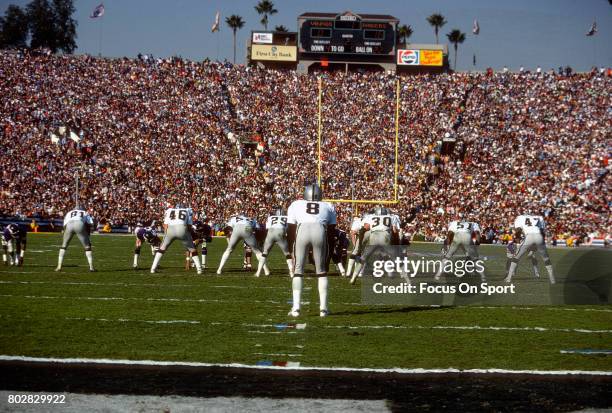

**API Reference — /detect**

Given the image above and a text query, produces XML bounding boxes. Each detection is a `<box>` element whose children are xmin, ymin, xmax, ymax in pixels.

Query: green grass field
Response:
<box><xmin>0</xmin><ymin>234</ymin><xmax>610</xmax><ymax>372</ymax></box>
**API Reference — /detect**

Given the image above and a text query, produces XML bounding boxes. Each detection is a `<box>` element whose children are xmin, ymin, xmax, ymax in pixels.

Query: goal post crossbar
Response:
<box><xmin>317</xmin><ymin>78</ymin><xmax>401</xmax><ymax>205</ymax></box>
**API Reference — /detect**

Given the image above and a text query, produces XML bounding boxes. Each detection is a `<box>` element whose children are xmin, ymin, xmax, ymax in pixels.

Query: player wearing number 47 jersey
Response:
<box><xmin>256</xmin><ymin>208</ymin><xmax>294</xmax><ymax>277</ymax></box>
<box><xmin>150</xmin><ymin>205</ymin><xmax>202</xmax><ymax>274</ymax></box>
<box><xmin>287</xmin><ymin>183</ymin><xmax>336</xmax><ymax>318</ymax></box>
<box><xmin>505</xmin><ymin>214</ymin><xmax>555</xmax><ymax>284</ymax></box>
<box><xmin>55</xmin><ymin>207</ymin><xmax>96</xmax><ymax>272</ymax></box>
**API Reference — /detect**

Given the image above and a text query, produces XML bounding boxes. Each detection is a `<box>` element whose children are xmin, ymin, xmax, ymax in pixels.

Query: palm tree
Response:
<box><xmin>426</xmin><ymin>13</ymin><xmax>447</xmax><ymax>44</ymax></box>
<box><xmin>446</xmin><ymin>29</ymin><xmax>466</xmax><ymax>71</ymax></box>
<box><xmin>397</xmin><ymin>24</ymin><xmax>413</xmax><ymax>44</ymax></box>
<box><xmin>226</xmin><ymin>15</ymin><xmax>245</xmax><ymax>64</ymax></box>
<box><xmin>274</xmin><ymin>25</ymin><xmax>288</xmax><ymax>33</ymax></box>
<box><xmin>255</xmin><ymin>0</ymin><xmax>277</xmax><ymax>30</ymax></box>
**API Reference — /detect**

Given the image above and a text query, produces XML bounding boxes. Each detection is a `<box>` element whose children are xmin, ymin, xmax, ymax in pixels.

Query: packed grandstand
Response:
<box><xmin>0</xmin><ymin>50</ymin><xmax>609</xmax><ymax>243</ymax></box>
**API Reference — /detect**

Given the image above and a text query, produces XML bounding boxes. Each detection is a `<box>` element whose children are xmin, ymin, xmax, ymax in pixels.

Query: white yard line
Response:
<box><xmin>0</xmin><ymin>355</ymin><xmax>610</xmax><ymax>376</ymax></box>
<box><xmin>323</xmin><ymin>325</ymin><xmax>612</xmax><ymax>334</ymax></box>
<box><xmin>0</xmin><ymin>294</ymin><xmax>284</xmax><ymax>305</ymax></box>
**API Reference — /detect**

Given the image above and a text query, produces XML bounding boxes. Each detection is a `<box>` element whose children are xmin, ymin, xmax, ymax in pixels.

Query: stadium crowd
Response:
<box><xmin>0</xmin><ymin>50</ymin><xmax>609</xmax><ymax>242</ymax></box>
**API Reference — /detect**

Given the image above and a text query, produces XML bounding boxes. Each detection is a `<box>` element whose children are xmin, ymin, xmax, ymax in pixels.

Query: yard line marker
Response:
<box><xmin>560</xmin><ymin>349</ymin><xmax>612</xmax><ymax>355</ymax></box>
<box><xmin>0</xmin><ymin>294</ymin><xmax>283</xmax><ymax>305</ymax></box>
<box><xmin>0</xmin><ymin>355</ymin><xmax>609</xmax><ymax>376</ymax></box>
<box><xmin>65</xmin><ymin>317</ymin><xmax>200</xmax><ymax>325</ymax></box>
<box><xmin>253</xmin><ymin>353</ymin><xmax>303</xmax><ymax>357</ymax></box>
<box><xmin>323</xmin><ymin>325</ymin><xmax>612</xmax><ymax>334</ymax></box>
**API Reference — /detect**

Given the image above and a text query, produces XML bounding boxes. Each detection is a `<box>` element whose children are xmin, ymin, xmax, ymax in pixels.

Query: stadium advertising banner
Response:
<box><xmin>397</xmin><ymin>49</ymin><xmax>443</xmax><ymax>66</ymax></box>
<box><xmin>252</xmin><ymin>32</ymin><xmax>273</xmax><ymax>44</ymax></box>
<box><xmin>251</xmin><ymin>45</ymin><xmax>297</xmax><ymax>62</ymax></box>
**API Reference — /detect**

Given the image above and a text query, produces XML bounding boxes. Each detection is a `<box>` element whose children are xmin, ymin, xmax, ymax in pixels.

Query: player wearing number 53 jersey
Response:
<box><xmin>150</xmin><ymin>206</ymin><xmax>202</xmax><ymax>274</ymax></box>
<box><xmin>435</xmin><ymin>218</ymin><xmax>485</xmax><ymax>280</ymax></box>
<box><xmin>255</xmin><ymin>208</ymin><xmax>294</xmax><ymax>277</ymax></box>
<box><xmin>505</xmin><ymin>214</ymin><xmax>555</xmax><ymax>284</ymax></box>
<box><xmin>55</xmin><ymin>207</ymin><xmax>96</xmax><ymax>272</ymax></box>
<box><xmin>287</xmin><ymin>183</ymin><xmax>336</xmax><ymax>318</ymax></box>
<box><xmin>216</xmin><ymin>215</ymin><xmax>270</xmax><ymax>276</ymax></box>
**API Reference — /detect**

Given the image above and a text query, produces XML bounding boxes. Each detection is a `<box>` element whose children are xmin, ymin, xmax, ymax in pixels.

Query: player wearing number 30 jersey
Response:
<box><xmin>150</xmin><ymin>205</ymin><xmax>202</xmax><ymax>274</ymax></box>
<box><xmin>287</xmin><ymin>183</ymin><xmax>336</xmax><ymax>318</ymax></box>
<box><xmin>505</xmin><ymin>214</ymin><xmax>555</xmax><ymax>284</ymax></box>
<box><xmin>55</xmin><ymin>206</ymin><xmax>96</xmax><ymax>272</ymax></box>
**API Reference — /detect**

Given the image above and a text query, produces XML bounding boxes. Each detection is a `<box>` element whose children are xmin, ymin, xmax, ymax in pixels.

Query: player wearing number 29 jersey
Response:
<box><xmin>287</xmin><ymin>183</ymin><xmax>337</xmax><ymax>318</ymax></box>
<box><xmin>505</xmin><ymin>215</ymin><xmax>555</xmax><ymax>284</ymax></box>
<box><xmin>150</xmin><ymin>206</ymin><xmax>202</xmax><ymax>274</ymax></box>
<box><xmin>55</xmin><ymin>207</ymin><xmax>96</xmax><ymax>272</ymax></box>
<box><xmin>255</xmin><ymin>208</ymin><xmax>293</xmax><ymax>277</ymax></box>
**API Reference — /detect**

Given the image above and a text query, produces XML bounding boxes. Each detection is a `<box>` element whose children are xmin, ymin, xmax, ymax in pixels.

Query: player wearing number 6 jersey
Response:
<box><xmin>287</xmin><ymin>183</ymin><xmax>336</xmax><ymax>317</ymax></box>
<box><xmin>55</xmin><ymin>206</ymin><xmax>96</xmax><ymax>272</ymax></box>
<box><xmin>435</xmin><ymin>217</ymin><xmax>485</xmax><ymax>280</ymax></box>
<box><xmin>150</xmin><ymin>205</ymin><xmax>202</xmax><ymax>274</ymax></box>
<box><xmin>505</xmin><ymin>214</ymin><xmax>555</xmax><ymax>284</ymax></box>
<box><xmin>256</xmin><ymin>208</ymin><xmax>294</xmax><ymax>277</ymax></box>
<box><xmin>216</xmin><ymin>214</ymin><xmax>270</xmax><ymax>276</ymax></box>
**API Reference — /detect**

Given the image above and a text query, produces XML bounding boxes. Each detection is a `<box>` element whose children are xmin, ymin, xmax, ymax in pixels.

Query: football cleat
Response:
<box><xmin>54</xmin><ymin>266</ymin><xmax>61</xmax><ymax>272</ymax></box>
<box><xmin>197</xmin><ymin>269</ymin><xmax>202</xmax><ymax>275</ymax></box>
<box><xmin>89</xmin><ymin>268</ymin><xmax>97</xmax><ymax>272</ymax></box>
<box><xmin>320</xmin><ymin>309</ymin><xmax>329</xmax><ymax>318</ymax></box>
<box><xmin>288</xmin><ymin>309</ymin><xmax>300</xmax><ymax>317</ymax></box>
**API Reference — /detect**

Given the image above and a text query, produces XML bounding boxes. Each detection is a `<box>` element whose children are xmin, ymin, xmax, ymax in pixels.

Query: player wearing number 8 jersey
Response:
<box><xmin>435</xmin><ymin>217</ymin><xmax>485</xmax><ymax>280</ymax></box>
<box><xmin>287</xmin><ymin>183</ymin><xmax>336</xmax><ymax>317</ymax></box>
<box><xmin>55</xmin><ymin>206</ymin><xmax>96</xmax><ymax>272</ymax></box>
<box><xmin>505</xmin><ymin>214</ymin><xmax>555</xmax><ymax>284</ymax></box>
<box><xmin>150</xmin><ymin>205</ymin><xmax>202</xmax><ymax>274</ymax></box>
<box><xmin>256</xmin><ymin>208</ymin><xmax>294</xmax><ymax>277</ymax></box>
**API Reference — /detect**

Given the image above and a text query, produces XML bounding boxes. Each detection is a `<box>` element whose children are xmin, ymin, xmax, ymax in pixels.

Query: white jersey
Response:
<box><xmin>514</xmin><ymin>215</ymin><xmax>545</xmax><ymax>235</ymax></box>
<box><xmin>266</xmin><ymin>215</ymin><xmax>288</xmax><ymax>230</ymax></box>
<box><xmin>350</xmin><ymin>217</ymin><xmax>363</xmax><ymax>232</ymax></box>
<box><xmin>63</xmin><ymin>209</ymin><xmax>94</xmax><ymax>226</ymax></box>
<box><xmin>448</xmin><ymin>221</ymin><xmax>480</xmax><ymax>234</ymax></box>
<box><xmin>287</xmin><ymin>200</ymin><xmax>336</xmax><ymax>225</ymax></box>
<box><xmin>163</xmin><ymin>208</ymin><xmax>194</xmax><ymax>226</ymax></box>
<box><xmin>364</xmin><ymin>214</ymin><xmax>397</xmax><ymax>233</ymax></box>
<box><xmin>227</xmin><ymin>215</ymin><xmax>256</xmax><ymax>229</ymax></box>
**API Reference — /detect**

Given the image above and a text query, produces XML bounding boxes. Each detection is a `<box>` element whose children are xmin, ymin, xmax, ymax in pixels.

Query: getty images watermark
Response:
<box><xmin>370</xmin><ymin>255</ymin><xmax>515</xmax><ymax>296</ymax></box>
<box><xmin>359</xmin><ymin>246</ymin><xmax>612</xmax><ymax>306</ymax></box>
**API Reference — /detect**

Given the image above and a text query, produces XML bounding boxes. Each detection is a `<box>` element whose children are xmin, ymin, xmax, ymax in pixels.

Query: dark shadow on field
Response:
<box><xmin>332</xmin><ymin>306</ymin><xmax>443</xmax><ymax>316</ymax></box>
<box><xmin>0</xmin><ymin>360</ymin><xmax>610</xmax><ymax>412</ymax></box>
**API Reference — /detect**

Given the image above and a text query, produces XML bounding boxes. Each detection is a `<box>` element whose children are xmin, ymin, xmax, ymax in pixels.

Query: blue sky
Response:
<box><xmin>1</xmin><ymin>0</ymin><xmax>610</xmax><ymax>71</ymax></box>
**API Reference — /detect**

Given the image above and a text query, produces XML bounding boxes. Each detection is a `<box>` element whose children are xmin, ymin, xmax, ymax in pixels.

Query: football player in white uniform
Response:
<box><xmin>216</xmin><ymin>214</ymin><xmax>269</xmax><ymax>276</ymax></box>
<box><xmin>435</xmin><ymin>217</ymin><xmax>485</xmax><ymax>281</ymax></box>
<box><xmin>350</xmin><ymin>206</ymin><xmax>400</xmax><ymax>284</ymax></box>
<box><xmin>505</xmin><ymin>214</ymin><xmax>555</xmax><ymax>284</ymax></box>
<box><xmin>55</xmin><ymin>206</ymin><xmax>96</xmax><ymax>272</ymax></box>
<box><xmin>150</xmin><ymin>205</ymin><xmax>202</xmax><ymax>274</ymax></box>
<box><xmin>255</xmin><ymin>208</ymin><xmax>293</xmax><ymax>277</ymax></box>
<box><xmin>287</xmin><ymin>183</ymin><xmax>336</xmax><ymax>317</ymax></box>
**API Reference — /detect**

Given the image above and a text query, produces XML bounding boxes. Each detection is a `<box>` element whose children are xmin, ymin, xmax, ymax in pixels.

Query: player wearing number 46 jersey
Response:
<box><xmin>435</xmin><ymin>217</ymin><xmax>485</xmax><ymax>280</ymax></box>
<box><xmin>505</xmin><ymin>214</ymin><xmax>555</xmax><ymax>284</ymax></box>
<box><xmin>55</xmin><ymin>207</ymin><xmax>96</xmax><ymax>272</ymax></box>
<box><xmin>150</xmin><ymin>205</ymin><xmax>202</xmax><ymax>274</ymax></box>
<box><xmin>256</xmin><ymin>208</ymin><xmax>294</xmax><ymax>277</ymax></box>
<box><xmin>287</xmin><ymin>183</ymin><xmax>336</xmax><ymax>318</ymax></box>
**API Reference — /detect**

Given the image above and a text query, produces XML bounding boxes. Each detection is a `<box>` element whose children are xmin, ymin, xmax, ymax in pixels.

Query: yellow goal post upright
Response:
<box><xmin>317</xmin><ymin>76</ymin><xmax>401</xmax><ymax>209</ymax></box>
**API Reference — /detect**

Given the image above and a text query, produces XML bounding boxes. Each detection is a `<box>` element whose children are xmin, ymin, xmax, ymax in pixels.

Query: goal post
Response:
<box><xmin>317</xmin><ymin>77</ymin><xmax>400</xmax><ymax>205</ymax></box>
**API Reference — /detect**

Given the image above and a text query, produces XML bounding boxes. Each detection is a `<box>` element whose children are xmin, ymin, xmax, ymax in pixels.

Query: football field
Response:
<box><xmin>1</xmin><ymin>233</ymin><xmax>610</xmax><ymax>373</ymax></box>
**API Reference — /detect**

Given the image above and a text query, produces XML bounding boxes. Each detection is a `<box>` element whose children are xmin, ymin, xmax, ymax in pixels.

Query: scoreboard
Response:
<box><xmin>298</xmin><ymin>12</ymin><xmax>397</xmax><ymax>57</ymax></box>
